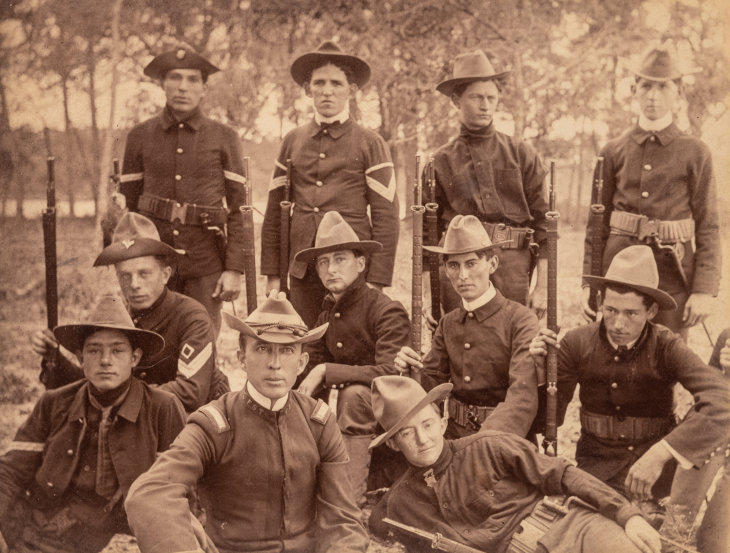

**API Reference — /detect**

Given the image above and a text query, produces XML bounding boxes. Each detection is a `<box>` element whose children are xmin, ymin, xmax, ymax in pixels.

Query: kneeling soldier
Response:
<box><xmin>125</xmin><ymin>291</ymin><xmax>369</xmax><ymax>553</ymax></box>
<box><xmin>0</xmin><ymin>295</ymin><xmax>185</xmax><ymax>553</ymax></box>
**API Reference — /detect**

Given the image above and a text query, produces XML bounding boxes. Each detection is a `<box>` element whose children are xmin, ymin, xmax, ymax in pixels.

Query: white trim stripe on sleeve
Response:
<box><xmin>223</xmin><ymin>170</ymin><xmax>246</xmax><ymax>185</ymax></box>
<box><xmin>178</xmin><ymin>342</ymin><xmax>213</xmax><ymax>379</ymax></box>
<box><xmin>269</xmin><ymin>175</ymin><xmax>288</xmax><ymax>191</ymax></box>
<box><xmin>275</xmin><ymin>159</ymin><xmax>288</xmax><ymax>172</ymax></box>
<box><xmin>120</xmin><ymin>172</ymin><xmax>144</xmax><ymax>183</ymax></box>
<box><xmin>7</xmin><ymin>441</ymin><xmax>44</xmax><ymax>453</ymax></box>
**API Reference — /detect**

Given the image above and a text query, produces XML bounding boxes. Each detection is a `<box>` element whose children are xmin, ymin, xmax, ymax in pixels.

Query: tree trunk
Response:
<box><xmin>88</xmin><ymin>43</ymin><xmax>101</xmax><ymax>213</ymax></box>
<box><xmin>0</xmin><ymin>75</ymin><xmax>13</xmax><ymax>218</ymax></box>
<box><xmin>61</xmin><ymin>76</ymin><xmax>76</xmax><ymax>217</ymax></box>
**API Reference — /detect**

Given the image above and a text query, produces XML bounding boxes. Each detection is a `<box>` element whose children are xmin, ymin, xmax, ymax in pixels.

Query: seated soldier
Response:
<box><xmin>0</xmin><ymin>295</ymin><xmax>185</xmax><ymax>553</ymax></box>
<box><xmin>294</xmin><ymin>211</ymin><xmax>410</xmax><ymax>502</ymax></box>
<box><xmin>395</xmin><ymin>214</ymin><xmax>539</xmax><ymax>439</ymax></box>
<box><xmin>368</xmin><ymin>375</ymin><xmax>662</xmax><ymax>553</ymax></box>
<box><xmin>124</xmin><ymin>291</ymin><xmax>369</xmax><ymax>553</ymax></box>
<box><xmin>530</xmin><ymin>246</ymin><xmax>729</xmax><ymax>504</ymax></box>
<box><xmin>31</xmin><ymin>212</ymin><xmax>229</xmax><ymax>412</ymax></box>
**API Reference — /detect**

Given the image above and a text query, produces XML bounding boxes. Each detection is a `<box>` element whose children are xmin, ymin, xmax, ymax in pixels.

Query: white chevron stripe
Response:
<box><xmin>7</xmin><ymin>441</ymin><xmax>44</xmax><ymax>452</ymax></box>
<box><xmin>223</xmin><ymin>170</ymin><xmax>246</xmax><ymax>185</ymax></box>
<box><xmin>269</xmin><ymin>175</ymin><xmax>288</xmax><ymax>191</ymax></box>
<box><xmin>365</xmin><ymin>161</ymin><xmax>394</xmax><ymax>174</ymax></box>
<box><xmin>275</xmin><ymin>159</ymin><xmax>288</xmax><ymax>172</ymax></box>
<box><xmin>178</xmin><ymin>342</ymin><xmax>213</xmax><ymax>379</ymax></box>
<box><xmin>366</xmin><ymin>173</ymin><xmax>396</xmax><ymax>203</ymax></box>
<box><xmin>120</xmin><ymin>172</ymin><xmax>144</xmax><ymax>182</ymax></box>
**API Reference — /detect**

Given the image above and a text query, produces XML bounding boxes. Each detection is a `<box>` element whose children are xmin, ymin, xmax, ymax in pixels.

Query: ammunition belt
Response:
<box><xmin>609</xmin><ymin>211</ymin><xmax>694</xmax><ymax>243</ymax></box>
<box><xmin>507</xmin><ymin>496</ymin><xmax>591</xmax><ymax>553</ymax></box>
<box><xmin>447</xmin><ymin>396</ymin><xmax>495</xmax><ymax>429</ymax></box>
<box><xmin>138</xmin><ymin>194</ymin><xmax>228</xmax><ymax>226</ymax></box>
<box><xmin>481</xmin><ymin>221</ymin><xmax>533</xmax><ymax>250</ymax></box>
<box><xmin>580</xmin><ymin>408</ymin><xmax>670</xmax><ymax>442</ymax></box>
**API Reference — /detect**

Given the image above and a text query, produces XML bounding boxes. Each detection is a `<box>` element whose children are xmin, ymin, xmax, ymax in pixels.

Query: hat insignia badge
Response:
<box><xmin>176</xmin><ymin>49</ymin><xmax>186</xmax><ymax>60</ymax></box>
<box><xmin>122</xmin><ymin>239</ymin><xmax>135</xmax><ymax>249</ymax></box>
<box><xmin>424</xmin><ymin>468</ymin><xmax>437</xmax><ymax>488</ymax></box>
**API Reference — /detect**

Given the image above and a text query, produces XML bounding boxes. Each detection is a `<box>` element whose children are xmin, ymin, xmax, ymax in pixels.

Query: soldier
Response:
<box><xmin>581</xmin><ymin>41</ymin><xmax>720</xmax><ymax>336</ymax></box>
<box><xmin>125</xmin><ymin>291</ymin><xmax>369</xmax><ymax>553</ymax></box>
<box><xmin>31</xmin><ymin>212</ymin><xmax>228</xmax><ymax>413</ymax></box>
<box><xmin>367</xmin><ymin>376</ymin><xmax>661</xmax><ymax>553</ymax></box>
<box><xmin>0</xmin><ymin>295</ymin><xmax>185</xmax><ymax>553</ymax></box>
<box><xmin>294</xmin><ymin>211</ymin><xmax>410</xmax><ymax>502</ymax></box>
<box><xmin>261</xmin><ymin>41</ymin><xmax>399</xmax><ymax>327</ymax></box>
<box><xmin>427</xmin><ymin>49</ymin><xmax>549</xmax><ymax>316</ymax></box>
<box><xmin>395</xmin><ymin>215</ymin><xmax>539</xmax><ymax>439</ymax></box>
<box><xmin>530</xmin><ymin>246</ymin><xmax>730</xmax><ymax>506</ymax></box>
<box><xmin>119</xmin><ymin>48</ymin><xmax>247</xmax><ymax>334</ymax></box>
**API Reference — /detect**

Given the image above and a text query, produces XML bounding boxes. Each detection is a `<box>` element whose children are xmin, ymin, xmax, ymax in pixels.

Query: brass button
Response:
<box><xmin>178</xmin><ymin>123</ymin><xmax>184</xmax><ymax>129</ymax></box>
<box><xmin>319</xmin><ymin>153</ymin><xmax>326</xmax><ymax>159</ymax></box>
<box><xmin>66</xmin><ymin>449</ymin><xmax>74</xmax><ymax>456</ymax></box>
<box><xmin>464</xmin><ymin>343</ymin><xmax>471</xmax><ymax>350</ymax></box>
<box><xmin>336</xmin><ymin>342</ymin><xmax>343</xmax><ymax>349</ymax></box>
<box><xmin>315</xmin><ymin>180</ymin><xmax>323</xmax><ymax>187</ymax></box>
<box><xmin>614</xmin><ymin>356</ymin><xmax>620</xmax><ymax>362</ymax></box>
<box><xmin>176</xmin><ymin>147</ymin><xmax>183</xmax><ymax>154</ymax></box>
<box><xmin>47</xmin><ymin>481</ymin><xmax>54</xmax><ymax>488</ymax></box>
<box><xmin>173</xmin><ymin>229</ymin><xmax>180</xmax><ymax>236</ymax></box>
<box><xmin>313</xmin><ymin>207</ymin><xmax>320</xmax><ymax>213</ymax></box>
<box><xmin>83</xmin><ymin>465</ymin><xmax>91</xmax><ymax>472</ymax></box>
<box><xmin>641</xmin><ymin>191</ymin><xmax>649</xmax><ymax>198</ymax></box>
<box><xmin>464</xmin><ymin>375</ymin><xmax>472</xmax><ymax>383</ymax></box>
<box><xmin>334</xmin><ymin>312</ymin><xmax>341</xmax><ymax>319</ymax></box>
<box><xmin>628</xmin><ymin>446</ymin><xmax>635</xmax><ymax>451</ymax></box>
<box><xmin>650</xmin><ymin>135</ymin><xmax>656</xmax><ymax>141</ymax></box>
<box><xmin>611</xmin><ymin>382</ymin><xmax>618</xmax><ymax>389</ymax></box>
<box><xmin>643</xmin><ymin>164</ymin><xmax>651</xmax><ymax>170</ymax></box>
<box><xmin>323</xmin><ymin>129</ymin><xmax>328</xmax><ymax>135</ymax></box>
<box><xmin>615</xmin><ymin>405</ymin><xmax>621</xmax><ymax>411</ymax></box>
<box><xmin>467</xmin><ymin>312</ymin><xmax>474</xmax><ymax>318</ymax></box>
<box><xmin>175</xmin><ymin>174</ymin><xmax>182</xmax><ymax>181</ymax></box>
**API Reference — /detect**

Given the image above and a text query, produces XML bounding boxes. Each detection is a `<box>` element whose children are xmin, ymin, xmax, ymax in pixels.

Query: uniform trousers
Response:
<box><xmin>169</xmin><ymin>271</ymin><xmax>222</xmax><ymax>336</ymax></box>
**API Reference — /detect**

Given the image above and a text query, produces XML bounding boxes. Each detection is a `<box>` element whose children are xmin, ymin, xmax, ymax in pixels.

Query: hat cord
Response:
<box><xmin>254</xmin><ymin>323</ymin><xmax>308</xmax><ymax>337</ymax></box>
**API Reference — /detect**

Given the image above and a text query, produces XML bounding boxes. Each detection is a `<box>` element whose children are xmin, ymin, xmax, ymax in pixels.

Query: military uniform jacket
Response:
<box><xmin>431</xmin><ymin>124</ymin><xmax>548</xmax><ymax>252</ymax></box>
<box><xmin>0</xmin><ymin>379</ymin><xmax>185</xmax><ymax>530</ymax></box>
<box><xmin>305</xmin><ymin>277</ymin><xmax>410</xmax><ymax>387</ymax></box>
<box><xmin>556</xmin><ymin>321</ymin><xmax>730</xmax><ymax>483</ymax></box>
<box><xmin>369</xmin><ymin>431</ymin><xmax>641</xmax><ymax>553</ymax></box>
<box><xmin>125</xmin><ymin>388</ymin><xmax>369</xmax><ymax>553</ymax></box>
<box><xmin>421</xmin><ymin>290</ymin><xmax>539</xmax><ymax>436</ymax></box>
<box><xmin>582</xmin><ymin>123</ymin><xmax>721</xmax><ymax>295</ymax></box>
<box><xmin>121</xmin><ymin>106</ymin><xmax>247</xmax><ymax>279</ymax></box>
<box><xmin>261</xmin><ymin>119</ymin><xmax>399</xmax><ymax>285</ymax></box>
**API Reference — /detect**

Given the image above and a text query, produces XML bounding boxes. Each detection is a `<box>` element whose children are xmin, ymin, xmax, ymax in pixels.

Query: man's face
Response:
<box><xmin>453</xmin><ymin>80</ymin><xmax>500</xmax><ymax>130</ymax></box>
<box><xmin>389</xmin><ymin>405</ymin><xmax>447</xmax><ymax>467</ymax></box>
<box><xmin>79</xmin><ymin>329</ymin><xmax>141</xmax><ymax>392</ymax></box>
<box><xmin>600</xmin><ymin>288</ymin><xmax>657</xmax><ymax>346</ymax></box>
<box><xmin>315</xmin><ymin>250</ymin><xmax>365</xmax><ymax>297</ymax></box>
<box><xmin>444</xmin><ymin>251</ymin><xmax>497</xmax><ymax>302</ymax></box>
<box><xmin>307</xmin><ymin>63</ymin><xmax>355</xmax><ymax>118</ymax></box>
<box><xmin>634</xmin><ymin>77</ymin><xmax>679</xmax><ymax>121</ymax></box>
<box><xmin>240</xmin><ymin>339</ymin><xmax>308</xmax><ymax>401</ymax></box>
<box><xmin>115</xmin><ymin>256</ymin><xmax>171</xmax><ymax>311</ymax></box>
<box><xmin>162</xmin><ymin>69</ymin><xmax>206</xmax><ymax>116</ymax></box>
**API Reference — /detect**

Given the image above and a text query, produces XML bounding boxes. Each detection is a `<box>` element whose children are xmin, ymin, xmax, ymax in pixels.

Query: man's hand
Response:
<box><xmin>422</xmin><ymin>308</ymin><xmax>439</xmax><ymax>334</ymax></box>
<box><xmin>682</xmin><ymin>292</ymin><xmax>712</xmax><ymax>328</ymax></box>
<box><xmin>298</xmin><ymin>364</ymin><xmax>326</xmax><ymax>397</ymax></box>
<box><xmin>624</xmin><ymin>515</ymin><xmax>661</xmax><ymax>553</ymax></box>
<box><xmin>212</xmin><ymin>270</ymin><xmax>242</xmax><ymax>302</ymax></box>
<box><xmin>528</xmin><ymin>328</ymin><xmax>559</xmax><ymax>361</ymax></box>
<box><xmin>395</xmin><ymin>346</ymin><xmax>422</xmax><ymax>376</ymax></box>
<box><xmin>719</xmin><ymin>338</ymin><xmax>730</xmax><ymax>374</ymax></box>
<box><xmin>0</xmin><ymin>528</ymin><xmax>9</xmax><ymax>553</ymax></box>
<box><xmin>31</xmin><ymin>328</ymin><xmax>57</xmax><ymax>357</ymax></box>
<box><xmin>530</xmin><ymin>258</ymin><xmax>548</xmax><ymax>320</ymax></box>
<box><xmin>624</xmin><ymin>443</ymin><xmax>673</xmax><ymax>501</ymax></box>
<box><xmin>580</xmin><ymin>286</ymin><xmax>598</xmax><ymax>322</ymax></box>
<box><xmin>266</xmin><ymin>276</ymin><xmax>281</xmax><ymax>295</ymax></box>
<box><xmin>111</xmin><ymin>191</ymin><xmax>127</xmax><ymax>210</ymax></box>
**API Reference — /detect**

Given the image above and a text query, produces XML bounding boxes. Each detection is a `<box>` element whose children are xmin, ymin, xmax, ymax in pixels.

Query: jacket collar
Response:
<box><xmin>66</xmin><ymin>378</ymin><xmax>145</xmax><ymax>423</ymax></box>
<box><xmin>322</xmin><ymin>275</ymin><xmax>368</xmax><ymax>312</ymax></box>
<box><xmin>598</xmin><ymin>319</ymin><xmax>651</xmax><ymax>360</ymax></box>
<box><xmin>410</xmin><ymin>438</ymin><xmax>454</xmax><ymax>485</ymax></box>
<box><xmin>130</xmin><ymin>287</ymin><xmax>171</xmax><ymax>329</ymax></box>
<box><xmin>455</xmin><ymin>289</ymin><xmax>505</xmax><ymax>323</ymax></box>
<box><xmin>459</xmin><ymin>123</ymin><xmax>496</xmax><ymax>142</ymax></box>
<box><xmin>630</xmin><ymin>121</ymin><xmax>680</xmax><ymax>147</ymax></box>
<box><xmin>308</xmin><ymin>117</ymin><xmax>352</xmax><ymax>139</ymax></box>
<box><xmin>161</xmin><ymin>105</ymin><xmax>204</xmax><ymax>131</ymax></box>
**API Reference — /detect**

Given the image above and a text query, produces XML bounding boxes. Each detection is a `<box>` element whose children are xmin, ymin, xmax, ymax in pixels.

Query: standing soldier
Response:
<box><xmin>261</xmin><ymin>41</ymin><xmax>399</xmax><ymax>327</ymax></box>
<box><xmin>581</xmin><ymin>41</ymin><xmax>720</xmax><ymax>336</ymax></box>
<box><xmin>119</xmin><ymin>48</ymin><xmax>247</xmax><ymax>335</ymax></box>
<box><xmin>427</xmin><ymin>49</ymin><xmax>549</xmax><ymax>316</ymax></box>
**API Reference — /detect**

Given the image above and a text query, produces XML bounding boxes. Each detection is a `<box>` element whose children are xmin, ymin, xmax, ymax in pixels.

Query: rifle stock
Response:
<box><xmin>240</xmin><ymin>156</ymin><xmax>258</xmax><ymax>314</ymax></box>
<box><xmin>424</xmin><ymin>157</ymin><xmax>441</xmax><ymax>322</ymax></box>
<box><xmin>411</xmin><ymin>155</ymin><xmax>425</xmax><ymax>383</ymax></box>
<box><xmin>543</xmin><ymin>161</ymin><xmax>559</xmax><ymax>457</ymax></box>
<box><xmin>383</xmin><ymin>518</ymin><xmax>486</xmax><ymax>553</ymax></box>
<box><xmin>42</xmin><ymin>157</ymin><xmax>59</xmax><ymax>372</ymax></box>
<box><xmin>278</xmin><ymin>158</ymin><xmax>292</xmax><ymax>296</ymax></box>
<box><xmin>587</xmin><ymin>156</ymin><xmax>605</xmax><ymax>317</ymax></box>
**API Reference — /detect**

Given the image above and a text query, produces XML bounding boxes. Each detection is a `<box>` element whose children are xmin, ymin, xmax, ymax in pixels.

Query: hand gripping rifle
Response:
<box><xmin>278</xmin><ymin>159</ymin><xmax>293</xmax><ymax>296</ymax></box>
<box><xmin>411</xmin><ymin>155</ymin><xmax>425</xmax><ymax>383</ymax></box>
<box><xmin>587</xmin><ymin>156</ymin><xmax>605</xmax><ymax>319</ymax></box>
<box><xmin>42</xmin><ymin>157</ymin><xmax>59</xmax><ymax>371</ymax></box>
<box><xmin>383</xmin><ymin>518</ymin><xmax>486</xmax><ymax>553</ymax></box>
<box><xmin>542</xmin><ymin>161</ymin><xmax>559</xmax><ymax>457</ymax></box>
<box><xmin>424</xmin><ymin>157</ymin><xmax>441</xmax><ymax>323</ymax></box>
<box><xmin>240</xmin><ymin>156</ymin><xmax>258</xmax><ymax>314</ymax></box>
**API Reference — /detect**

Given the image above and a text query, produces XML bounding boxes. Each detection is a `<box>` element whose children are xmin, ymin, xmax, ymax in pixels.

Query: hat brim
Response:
<box><xmin>422</xmin><ymin>239</ymin><xmax>513</xmax><ymax>255</ymax></box>
<box><xmin>436</xmin><ymin>72</ymin><xmax>511</xmax><ymax>97</ymax></box>
<box><xmin>94</xmin><ymin>238</ymin><xmax>181</xmax><ymax>267</ymax></box>
<box><xmin>369</xmin><ymin>382</ymin><xmax>453</xmax><ymax>451</ymax></box>
<box><xmin>54</xmin><ymin>324</ymin><xmax>165</xmax><ymax>365</ymax></box>
<box><xmin>222</xmin><ymin>311</ymin><xmax>328</xmax><ymax>345</ymax></box>
<box><xmin>583</xmin><ymin>275</ymin><xmax>677</xmax><ymax>311</ymax></box>
<box><xmin>291</xmin><ymin>52</ymin><xmax>371</xmax><ymax>88</ymax></box>
<box><xmin>143</xmin><ymin>55</ymin><xmax>220</xmax><ymax>81</ymax></box>
<box><xmin>294</xmin><ymin>240</ymin><xmax>382</xmax><ymax>264</ymax></box>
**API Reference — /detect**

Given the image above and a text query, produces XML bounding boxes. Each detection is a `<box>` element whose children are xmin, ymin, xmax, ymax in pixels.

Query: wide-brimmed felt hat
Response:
<box><xmin>290</xmin><ymin>41</ymin><xmax>371</xmax><ymax>88</ymax></box>
<box><xmin>143</xmin><ymin>48</ymin><xmax>220</xmax><ymax>81</ymax></box>
<box><xmin>583</xmin><ymin>245</ymin><xmax>676</xmax><ymax>311</ymax></box>
<box><xmin>436</xmin><ymin>50</ymin><xmax>511</xmax><ymax>97</ymax></box>
<box><xmin>294</xmin><ymin>211</ymin><xmax>382</xmax><ymax>263</ymax></box>
<box><xmin>94</xmin><ymin>212</ymin><xmax>182</xmax><ymax>267</ymax></box>
<box><xmin>423</xmin><ymin>214</ymin><xmax>512</xmax><ymax>255</ymax></box>
<box><xmin>54</xmin><ymin>294</ymin><xmax>165</xmax><ymax>364</ymax></box>
<box><xmin>223</xmin><ymin>291</ymin><xmax>328</xmax><ymax>345</ymax></box>
<box><xmin>369</xmin><ymin>376</ymin><xmax>452</xmax><ymax>450</ymax></box>
<box><xmin>626</xmin><ymin>40</ymin><xmax>700</xmax><ymax>82</ymax></box>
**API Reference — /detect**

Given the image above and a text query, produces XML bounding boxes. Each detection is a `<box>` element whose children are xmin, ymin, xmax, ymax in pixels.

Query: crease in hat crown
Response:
<box><xmin>369</xmin><ymin>375</ymin><xmax>453</xmax><ymax>450</ymax></box>
<box><xmin>290</xmin><ymin>40</ymin><xmax>371</xmax><ymax>88</ymax></box>
<box><xmin>294</xmin><ymin>211</ymin><xmax>382</xmax><ymax>262</ymax></box>
<box><xmin>626</xmin><ymin>39</ymin><xmax>700</xmax><ymax>82</ymax></box>
<box><xmin>436</xmin><ymin>50</ymin><xmax>511</xmax><ymax>97</ymax></box>
<box><xmin>94</xmin><ymin>212</ymin><xmax>180</xmax><ymax>267</ymax></box>
<box><xmin>423</xmin><ymin>214</ymin><xmax>512</xmax><ymax>255</ymax></box>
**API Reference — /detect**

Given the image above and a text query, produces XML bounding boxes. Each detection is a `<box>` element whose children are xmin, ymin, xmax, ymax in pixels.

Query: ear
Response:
<box><xmin>451</xmin><ymin>93</ymin><xmax>461</xmax><ymax>109</ymax></box>
<box><xmin>356</xmin><ymin>256</ymin><xmax>367</xmax><ymax>274</ymax></box>
<box><xmin>297</xmin><ymin>350</ymin><xmax>309</xmax><ymax>376</ymax></box>
<box><xmin>236</xmin><ymin>349</ymin><xmax>246</xmax><ymax>365</ymax></box>
<box><xmin>162</xmin><ymin>265</ymin><xmax>173</xmax><ymax>285</ymax></box>
<box><xmin>386</xmin><ymin>436</ymin><xmax>401</xmax><ymax>452</ymax></box>
<box><xmin>630</xmin><ymin>83</ymin><xmax>637</xmax><ymax>96</ymax></box>
<box><xmin>131</xmin><ymin>347</ymin><xmax>143</xmax><ymax>368</ymax></box>
<box><xmin>348</xmin><ymin>83</ymin><xmax>358</xmax><ymax>97</ymax></box>
<box><xmin>646</xmin><ymin>302</ymin><xmax>659</xmax><ymax>321</ymax></box>
<box><xmin>304</xmin><ymin>82</ymin><xmax>312</xmax><ymax>97</ymax></box>
<box><xmin>487</xmin><ymin>254</ymin><xmax>499</xmax><ymax>275</ymax></box>
<box><xmin>439</xmin><ymin>414</ymin><xmax>448</xmax><ymax>435</ymax></box>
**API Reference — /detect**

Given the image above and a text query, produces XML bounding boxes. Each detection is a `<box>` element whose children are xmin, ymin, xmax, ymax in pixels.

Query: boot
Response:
<box><xmin>342</xmin><ymin>434</ymin><xmax>372</xmax><ymax>507</ymax></box>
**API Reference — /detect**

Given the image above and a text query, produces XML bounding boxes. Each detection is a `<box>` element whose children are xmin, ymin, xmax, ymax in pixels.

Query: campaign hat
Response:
<box><xmin>143</xmin><ymin>48</ymin><xmax>220</xmax><ymax>81</ymax></box>
<box><xmin>626</xmin><ymin>40</ymin><xmax>699</xmax><ymax>82</ymax></box>
<box><xmin>436</xmin><ymin>50</ymin><xmax>511</xmax><ymax>97</ymax></box>
<box><xmin>294</xmin><ymin>211</ymin><xmax>382</xmax><ymax>263</ymax></box>
<box><xmin>290</xmin><ymin>41</ymin><xmax>371</xmax><ymax>88</ymax></box>
<box><xmin>94</xmin><ymin>212</ymin><xmax>181</xmax><ymax>267</ymax></box>
<box><xmin>423</xmin><ymin>214</ymin><xmax>512</xmax><ymax>255</ymax></box>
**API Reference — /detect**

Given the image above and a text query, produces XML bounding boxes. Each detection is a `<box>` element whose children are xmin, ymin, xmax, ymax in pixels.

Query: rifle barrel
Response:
<box><xmin>411</xmin><ymin>155</ymin><xmax>424</xmax><ymax>383</ymax></box>
<box><xmin>241</xmin><ymin>156</ymin><xmax>258</xmax><ymax>313</ymax></box>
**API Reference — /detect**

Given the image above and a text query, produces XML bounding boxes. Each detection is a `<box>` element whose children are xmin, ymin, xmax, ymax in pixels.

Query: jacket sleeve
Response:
<box><xmin>120</xmin><ymin>125</ymin><xmax>145</xmax><ymax>212</ymax></box>
<box><xmin>324</xmin><ymin>300</ymin><xmax>410</xmax><ymax>386</ymax></box>
<box><xmin>363</xmin><ymin>135</ymin><xmax>399</xmax><ymax>286</ymax></box>
<box><xmin>221</xmin><ymin>126</ymin><xmax>247</xmax><ymax>274</ymax></box>
<box><xmin>518</xmin><ymin>143</ymin><xmax>549</xmax><ymax>252</ymax></box>
<box><xmin>708</xmin><ymin>328</ymin><xmax>730</xmax><ymax>370</ymax></box>
<box><xmin>421</xmin><ymin>320</ymin><xmax>452</xmax><ymax>392</ymax></box>
<box><xmin>260</xmin><ymin>140</ymin><xmax>290</xmax><ymax>277</ymax></box>
<box><xmin>582</xmin><ymin>144</ymin><xmax>615</xmax><ymax>283</ymax></box>
<box><xmin>555</xmin><ymin>329</ymin><xmax>582</xmax><ymax>426</ymax></box>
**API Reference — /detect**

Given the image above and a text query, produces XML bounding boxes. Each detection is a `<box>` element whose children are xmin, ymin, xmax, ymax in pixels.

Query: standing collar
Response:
<box><xmin>638</xmin><ymin>112</ymin><xmax>673</xmax><ymax>132</ymax></box>
<box><xmin>130</xmin><ymin>287</ymin><xmax>170</xmax><ymax>327</ymax></box>
<box><xmin>314</xmin><ymin>103</ymin><xmax>350</xmax><ymax>126</ymax></box>
<box><xmin>631</xmin><ymin>120</ymin><xmax>680</xmax><ymax>146</ymax></box>
<box><xmin>246</xmin><ymin>381</ymin><xmax>289</xmax><ymax>412</ymax></box>
<box><xmin>457</xmin><ymin>288</ymin><xmax>505</xmax><ymax>323</ymax></box>
<box><xmin>308</xmin><ymin>117</ymin><xmax>352</xmax><ymax>139</ymax></box>
<box><xmin>161</xmin><ymin>105</ymin><xmax>204</xmax><ymax>130</ymax></box>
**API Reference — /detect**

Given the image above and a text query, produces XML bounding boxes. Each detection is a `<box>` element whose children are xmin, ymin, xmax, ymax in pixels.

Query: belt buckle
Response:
<box><xmin>170</xmin><ymin>201</ymin><xmax>187</xmax><ymax>223</ymax></box>
<box><xmin>637</xmin><ymin>218</ymin><xmax>659</xmax><ymax>241</ymax></box>
<box><xmin>465</xmin><ymin>404</ymin><xmax>482</xmax><ymax>430</ymax></box>
<box><xmin>493</xmin><ymin>223</ymin><xmax>509</xmax><ymax>243</ymax></box>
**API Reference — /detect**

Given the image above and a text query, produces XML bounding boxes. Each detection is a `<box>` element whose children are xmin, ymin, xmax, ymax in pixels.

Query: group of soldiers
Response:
<box><xmin>0</xmin><ymin>36</ymin><xmax>728</xmax><ymax>553</ymax></box>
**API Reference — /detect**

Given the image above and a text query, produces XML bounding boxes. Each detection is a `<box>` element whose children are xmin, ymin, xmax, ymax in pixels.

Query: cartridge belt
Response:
<box><xmin>609</xmin><ymin>211</ymin><xmax>694</xmax><ymax>243</ymax></box>
<box><xmin>507</xmin><ymin>496</ymin><xmax>592</xmax><ymax>553</ymax></box>
<box><xmin>481</xmin><ymin>221</ymin><xmax>533</xmax><ymax>250</ymax></box>
<box><xmin>447</xmin><ymin>396</ymin><xmax>495</xmax><ymax>429</ymax></box>
<box><xmin>138</xmin><ymin>194</ymin><xmax>228</xmax><ymax>226</ymax></box>
<box><xmin>580</xmin><ymin>408</ymin><xmax>670</xmax><ymax>442</ymax></box>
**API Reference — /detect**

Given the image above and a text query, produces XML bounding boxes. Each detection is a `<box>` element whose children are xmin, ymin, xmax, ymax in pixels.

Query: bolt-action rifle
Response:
<box><xmin>383</xmin><ymin>518</ymin><xmax>486</xmax><ymax>553</ymax></box>
<box><xmin>278</xmin><ymin>159</ymin><xmax>292</xmax><ymax>296</ymax></box>
<box><xmin>424</xmin><ymin>157</ymin><xmax>441</xmax><ymax>323</ymax></box>
<box><xmin>587</xmin><ymin>156</ymin><xmax>605</xmax><ymax>318</ymax></box>
<box><xmin>240</xmin><ymin>156</ymin><xmax>258</xmax><ymax>314</ymax></box>
<box><xmin>410</xmin><ymin>155</ymin><xmax>425</xmax><ymax>383</ymax></box>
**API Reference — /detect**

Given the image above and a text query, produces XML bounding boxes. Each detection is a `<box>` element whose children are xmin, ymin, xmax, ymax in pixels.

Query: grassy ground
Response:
<box><xmin>0</xmin><ymin>215</ymin><xmax>724</xmax><ymax>552</ymax></box>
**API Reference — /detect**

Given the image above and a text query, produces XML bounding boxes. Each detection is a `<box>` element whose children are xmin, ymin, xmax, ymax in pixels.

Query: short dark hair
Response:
<box><xmin>452</xmin><ymin>78</ymin><xmax>504</xmax><ymax>98</ymax></box>
<box><xmin>601</xmin><ymin>283</ymin><xmax>656</xmax><ymax>310</ymax></box>
<box><xmin>237</xmin><ymin>334</ymin><xmax>303</xmax><ymax>354</ymax></box>
<box><xmin>153</xmin><ymin>255</ymin><xmax>173</xmax><ymax>269</ymax></box>
<box><xmin>634</xmin><ymin>76</ymin><xmax>682</xmax><ymax>88</ymax></box>
<box><xmin>304</xmin><ymin>60</ymin><xmax>356</xmax><ymax>86</ymax></box>
<box><xmin>442</xmin><ymin>248</ymin><xmax>497</xmax><ymax>263</ymax></box>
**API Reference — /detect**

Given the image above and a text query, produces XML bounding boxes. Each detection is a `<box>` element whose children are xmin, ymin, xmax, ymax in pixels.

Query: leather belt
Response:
<box><xmin>609</xmin><ymin>211</ymin><xmax>694</xmax><ymax>243</ymax></box>
<box><xmin>580</xmin><ymin>408</ymin><xmax>670</xmax><ymax>442</ymax></box>
<box><xmin>481</xmin><ymin>221</ymin><xmax>533</xmax><ymax>250</ymax></box>
<box><xmin>138</xmin><ymin>194</ymin><xmax>228</xmax><ymax>226</ymax></box>
<box><xmin>507</xmin><ymin>496</ymin><xmax>592</xmax><ymax>553</ymax></box>
<box><xmin>447</xmin><ymin>396</ymin><xmax>495</xmax><ymax>429</ymax></box>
